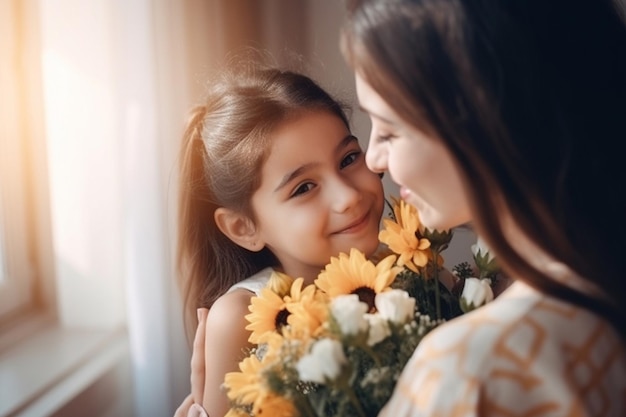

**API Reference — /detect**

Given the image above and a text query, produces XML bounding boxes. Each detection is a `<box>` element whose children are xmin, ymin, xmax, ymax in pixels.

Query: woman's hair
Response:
<box><xmin>177</xmin><ymin>63</ymin><xmax>350</xmax><ymax>340</ymax></box>
<box><xmin>341</xmin><ymin>0</ymin><xmax>626</xmax><ymax>334</ymax></box>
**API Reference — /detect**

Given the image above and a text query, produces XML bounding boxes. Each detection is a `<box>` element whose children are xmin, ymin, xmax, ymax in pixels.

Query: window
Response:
<box><xmin>0</xmin><ymin>0</ymin><xmax>55</xmax><ymax>333</ymax></box>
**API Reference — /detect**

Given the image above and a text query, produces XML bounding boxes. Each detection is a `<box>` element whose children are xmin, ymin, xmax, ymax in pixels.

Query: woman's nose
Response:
<box><xmin>365</xmin><ymin>135</ymin><xmax>387</xmax><ymax>174</ymax></box>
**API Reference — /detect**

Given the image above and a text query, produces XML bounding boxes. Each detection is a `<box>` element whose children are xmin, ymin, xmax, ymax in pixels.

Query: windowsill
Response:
<box><xmin>0</xmin><ymin>324</ymin><xmax>129</xmax><ymax>417</ymax></box>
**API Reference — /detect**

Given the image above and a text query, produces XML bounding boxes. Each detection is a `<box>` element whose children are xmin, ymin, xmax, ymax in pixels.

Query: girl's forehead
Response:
<box><xmin>259</xmin><ymin>112</ymin><xmax>357</xmax><ymax>184</ymax></box>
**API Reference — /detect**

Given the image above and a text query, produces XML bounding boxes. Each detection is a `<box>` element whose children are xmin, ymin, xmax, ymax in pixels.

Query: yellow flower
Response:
<box><xmin>266</xmin><ymin>271</ymin><xmax>296</xmax><ymax>297</ymax></box>
<box><xmin>224</xmin><ymin>355</ymin><xmax>265</xmax><ymax>404</ymax></box>
<box><xmin>379</xmin><ymin>198</ymin><xmax>431</xmax><ymax>273</ymax></box>
<box><xmin>246</xmin><ymin>274</ymin><xmax>291</xmax><ymax>344</ymax></box>
<box><xmin>260</xmin><ymin>331</ymin><xmax>287</xmax><ymax>363</ymax></box>
<box><xmin>286</xmin><ymin>280</ymin><xmax>329</xmax><ymax>338</ymax></box>
<box><xmin>253</xmin><ymin>392</ymin><xmax>296</xmax><ymax>417</ymax></box>
<box><xmin>315</xmin><ymin>248</ymin><xmax>402</xmax><ymax>312</ymax></box>
<box><xmin>225</xmin><ymin>408</ymin><xmax>251</xmax><ymax>417</ymax></box>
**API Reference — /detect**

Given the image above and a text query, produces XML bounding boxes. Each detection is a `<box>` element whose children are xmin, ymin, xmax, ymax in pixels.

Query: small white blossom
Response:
<box><xmin>364</xmin><ymin>313</ymin><xmax>391</xmax><ymax>346</ymax></box>
<box><xmin>331</xmin><ymin>294</ymin><xmax>368</xmax><ymax>335</ymax></box>
<box><xmin>296</xmin><ymin>338</ymin><xmax>346</xmax><ymax>384</ymax></box>
<box><xmin>471</xmin><ymin>237</ymin><xmax>495</xmax><ymax>262</ymax></box>
<box><xmin>461</xmin><ymin>277</ymin><xmax>494</xmax><ymax>311</ymax></box>
<box><xmin>375</xmin><ymin>289</ymin><xmax>416</xmax><ymax>324</ymax></box>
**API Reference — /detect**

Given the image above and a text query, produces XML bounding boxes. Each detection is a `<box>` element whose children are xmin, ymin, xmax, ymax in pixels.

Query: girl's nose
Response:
<box><xmin>331</xmin><ymin>177</ymin><xmax>361</xmax><ymax>213</ymax></box>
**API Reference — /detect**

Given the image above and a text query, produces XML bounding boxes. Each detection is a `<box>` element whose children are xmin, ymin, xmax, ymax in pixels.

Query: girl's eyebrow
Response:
<box><xmin>339</xmin><ymin>134</ymin><xmax>359</xmax><ymax>148</ymax></box>
<box><xmin>274</xmin><ymin>163</ymin><xmax>316</xmax><ymax>192</ymax></box>
<box><xmin>274</xmin><ymin>134</ymin><xmax>358</xmax><ymax>193</ymax></box>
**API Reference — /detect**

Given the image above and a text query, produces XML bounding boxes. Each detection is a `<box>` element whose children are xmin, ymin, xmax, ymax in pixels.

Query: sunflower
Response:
<box><xmin>266</xmin><ymin>270</ymin><xmax>296</xmax><ymax>297</ymax></box>
<box><xmin>225</xmin><ymin>407</ymin><xmax>252</xmax><ymax>417</ymax></box>
<box><xmin>314</xmin><ymin>248</ymin><xmax>402</xmax><ymax>312</ymax></box>
<box><xmin>246</xmin><ymin>273</ymin><xmax>291</xmax><ymax>344</ymax></box>
<box><xmin>259</xmin><ymin>331</ymin><xmax>287</xmax><ymax>363</ymax></box>
<box><xmin>379</xmin><ymin>198</ymin><xmax>431</xmax><ymax>273</ymax></box>
<box><xmin>224</xmin><ymin>355</ymin><xmax>265</xmax><ymax>404</ymax></box>
<box><xmin>253</xmin><ymin>392</ymin><xmax>296</xmax><ymax>417</ymax></box>
<box><xmin>286</xmin><ymin>279</ymin><xmax>329</xmax><ymax>338</ymax></box>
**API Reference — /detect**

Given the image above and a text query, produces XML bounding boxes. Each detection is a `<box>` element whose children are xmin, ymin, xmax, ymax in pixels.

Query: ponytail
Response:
<box><xmin>177</xmin><ymin>106</ymin><xmax>279</xmax><ymax>342</ymax></box>
<box><xmin>177</xmin><ymin>105</ymin><xmax>215</xmax><ymax>341</ymax></box>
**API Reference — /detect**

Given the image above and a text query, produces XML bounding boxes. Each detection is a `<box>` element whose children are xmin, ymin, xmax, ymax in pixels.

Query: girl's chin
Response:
<box><xmin>349</xmin><ymin>236</ymin><xmax>380</xmax><ymax>257</ymax></box>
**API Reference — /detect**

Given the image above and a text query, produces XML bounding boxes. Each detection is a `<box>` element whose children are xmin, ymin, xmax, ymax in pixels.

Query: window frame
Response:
<box><xmin>0</xmin><ymin>0</ymin><xmax>57</xmax><ymax>349</ymax></box>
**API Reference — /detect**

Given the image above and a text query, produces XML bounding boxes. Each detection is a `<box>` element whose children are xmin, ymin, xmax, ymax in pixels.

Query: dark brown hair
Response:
<box><xmin>342</xmin><ymin>0</ymin><xmax>626</xmax><ymax>335</ymax></box>
<box><xmin>177</xmin><ymin>63</ymin><xmax>350</xmax><ymax>340</ymax></box>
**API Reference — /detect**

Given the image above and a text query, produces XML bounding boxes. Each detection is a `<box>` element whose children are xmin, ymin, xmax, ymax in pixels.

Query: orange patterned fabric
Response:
<box><xmin>380</xmin><ymin>281</ymin><xmax>626</xmax><ymax>417</ymax></box>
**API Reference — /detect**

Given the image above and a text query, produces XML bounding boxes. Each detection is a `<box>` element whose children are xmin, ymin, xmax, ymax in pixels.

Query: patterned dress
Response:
<box><xmin>380</xmin><ymin>280</ymin><xmax>626</xmax><ymax>417</ymax></box>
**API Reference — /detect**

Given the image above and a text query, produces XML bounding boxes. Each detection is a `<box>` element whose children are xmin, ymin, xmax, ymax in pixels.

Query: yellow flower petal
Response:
<box><xmin>253</xmin><ymin>392</ymin><xmax>296</xmax><ymax>417</ymax></box>
<box><xmin>266</xmin><ymin>271</ymin><xmax>296</xmax><ymax>297</ymax></box>
<box><xmin>314</xmin><ymin>248</ymin><xmax>400</xmax><ymax>311</ymax></box>
<box><xmin>379</xmin><ymin>199</ymin><xmax>432</xmax><ymax>273</ymax></box>
<box><xmin>224</xmin><ymin>355</ymin><xmax>265</xmax><ymax>404</ymax></box>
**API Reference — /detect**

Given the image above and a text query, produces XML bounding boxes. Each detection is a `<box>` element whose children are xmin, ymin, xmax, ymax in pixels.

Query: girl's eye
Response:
<box><xmin>290</xmin><ymin>182</ymin><xmax>315</xmax><ymax>198</ymax></box>
<box><xmin>340</xmin><ymin>151</ymin><xmax>361</xmax><ymax>169</ymax></box>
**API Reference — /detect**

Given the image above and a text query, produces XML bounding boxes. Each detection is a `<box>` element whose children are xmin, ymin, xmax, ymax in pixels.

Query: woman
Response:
<box><xmin>341</xmin><ymin>0</ymin><xmax>626</xmax><ymax>415</ymax></box>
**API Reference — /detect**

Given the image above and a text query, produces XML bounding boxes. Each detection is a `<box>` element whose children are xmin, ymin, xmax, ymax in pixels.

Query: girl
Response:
<box><xmin>341</xmin><ymin>0</ymin><xmax>626</xmax><ymax>416</ymax></box>
<box><xmin>175</xmin><ymin>64</ymin><xmax>384</xmax><ymax>417</ymax></box>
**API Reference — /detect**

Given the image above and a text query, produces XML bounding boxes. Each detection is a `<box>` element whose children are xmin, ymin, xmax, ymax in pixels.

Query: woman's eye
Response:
<box><xmin>291</xmin><ymin>182</ymin><xmax>315</xmax><ymax>197</ymax></box>
<box><xmin>340</xmin><ymin>151</ymin><xmax>361</xmax><ymax>169</ymax></box>
<box><xmin>376</xmin><ymin>134</ymin><xmax>394</xmax><ymax>143</ymax></box>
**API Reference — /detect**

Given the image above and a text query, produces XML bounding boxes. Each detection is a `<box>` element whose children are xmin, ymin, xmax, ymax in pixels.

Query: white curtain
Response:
<box><xmin>117</xmin><ymin>1</ymin><xmax>190</xmax><ymax>415</ymax></box>
<box><xmin>39</xmin><ymin>0</ymin><xmax>193</xmax><ymax>414</ymax></box>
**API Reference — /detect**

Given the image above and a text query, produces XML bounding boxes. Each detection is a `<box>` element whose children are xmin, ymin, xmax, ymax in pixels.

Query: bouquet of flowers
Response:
<box><xmin>223</xmin><ymin>198</ymin><xmax>500</xmax><ymax>417</ymax></box>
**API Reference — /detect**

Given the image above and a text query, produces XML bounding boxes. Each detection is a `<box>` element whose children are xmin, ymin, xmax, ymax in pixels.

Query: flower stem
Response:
<box><xmin>345</xmin><ymin>384</ymin><xmax>368</xmax><ymax>417</ymax></box>
<box><xmin>294</xmin><ymin>393</ymin><xmax>319</xmax><ymax>417</ymax></box>
<box><xmin>360</xmin><ymin>344</ymin><xmax>382</xmax><ymax>368</ymax></box>
<box><xmin>432</xmin><ymin>250</ymin><xmax>441</xmax><ymax>320</ymax></box>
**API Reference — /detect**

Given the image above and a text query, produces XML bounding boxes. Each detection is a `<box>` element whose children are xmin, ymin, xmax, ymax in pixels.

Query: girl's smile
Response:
<box><xmin>332</xmin><ymin>210</ymin><xmax>373</xmax><ymax>235</ymax></box>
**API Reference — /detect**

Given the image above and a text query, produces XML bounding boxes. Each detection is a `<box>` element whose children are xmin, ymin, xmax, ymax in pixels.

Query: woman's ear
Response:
<box><xmin>214</xmin><ymin>207</ymin><xmax>264</xmax><ymax>252</ymax></box>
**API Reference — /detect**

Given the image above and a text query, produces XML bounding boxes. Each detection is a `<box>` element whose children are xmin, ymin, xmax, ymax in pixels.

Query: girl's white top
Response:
<box><xmin>225</xmin><ymin>267</ymin><xmax>274</xmax><ymax>296</ymax></box>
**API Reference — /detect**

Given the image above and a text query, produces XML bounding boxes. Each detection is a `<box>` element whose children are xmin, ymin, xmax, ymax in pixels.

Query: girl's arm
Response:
<box><xmin>201</xmin><ymin>289</ymin><xmax>255</xmax><ymax>417</ymax></box>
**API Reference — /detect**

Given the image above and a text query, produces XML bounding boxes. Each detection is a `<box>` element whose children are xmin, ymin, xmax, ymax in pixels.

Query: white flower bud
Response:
<box><xmin>296</xmin><ymin>338</ymin><xmax>346</xmax><ymax>384</ymax></box>
<box><xmin>330</xmin><ymin>294</ymin><xmax>368</xmax><ymax>335</ymax></box>
<box><xmin>461</xmin><ymin>277</ymin><xmax>494</xmax><ymax>311</ymax></box>
<box><xmin>471</xmin><ymin>237</ymin><xmax>495</xmax><ymax>262</ymax></box>
<box><xmin>375</xmin><ymin>289</ymin><xmax>416</xmax><ymax>324</ymax></box>
<box><xmin>364</xmin><ymin>313</ymin><xmax>391</xmax><ymax>346</ymax></box>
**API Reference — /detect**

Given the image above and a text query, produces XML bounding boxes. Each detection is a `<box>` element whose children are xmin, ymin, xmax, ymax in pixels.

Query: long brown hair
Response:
<box><xmin>177</xmin><ymin>63</ymin><xmax>350</xmax><ymax>340</ymax></box>
<box><xmin>342</xmin><ymin>0</ymin><xmax>626</xmax><ymax>335</ymax></box>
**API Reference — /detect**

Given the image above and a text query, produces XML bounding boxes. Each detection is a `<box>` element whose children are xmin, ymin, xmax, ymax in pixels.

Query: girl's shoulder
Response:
<box><xmin>207</xmin><ymin>267</ymin><xmax>276</xmax><ymax>329</ymax></box>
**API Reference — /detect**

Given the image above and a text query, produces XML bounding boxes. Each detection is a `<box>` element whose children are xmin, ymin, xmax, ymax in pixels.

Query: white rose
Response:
<box><xmin>375</xmin><ymin>289</ymin><xmax>416</xmax><ymax>324</ymax></box>
<box><xmin>364</xmin><ymin>313</ymin><xmax>391</xmax><ymax>346</ymax></box>
<box><xmin>460</xmin><ymin>277</ymin><xmax>494</xmax><ymax>312</ymax></box>
<box><xmin>296</xmin><ymin>338</ymin><xmax>346</xmax><ymax>384</ymax></box>
<box><xmin>330</xmin><ymin>294</ymin><xmax>368</xmax><ymax>335</ymax></box>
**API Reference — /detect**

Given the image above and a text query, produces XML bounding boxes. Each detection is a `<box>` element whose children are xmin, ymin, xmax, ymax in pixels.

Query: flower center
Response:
<box><xmin>352</xmin><ymin>286</ymin><xmax>376</xmax><ymax>313</ymax></box>
<box><xmin>274</xmin><ymin>308</ymin><xmax>290</xmax><ymax>333</ymax></box>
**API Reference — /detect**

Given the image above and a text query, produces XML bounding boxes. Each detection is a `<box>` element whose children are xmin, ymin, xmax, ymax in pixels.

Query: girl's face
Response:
<box><xmin>251</xmin><ymin>110</ymin><xmax>384</xmax><ymax>281</ymax></box>
<box><xmin>355</xmin><ymin>73</ymin><xmax>471</xmax><ymax>231</ymax></box>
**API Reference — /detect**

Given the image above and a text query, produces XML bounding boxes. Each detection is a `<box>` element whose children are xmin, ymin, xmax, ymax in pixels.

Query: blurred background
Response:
<box><xmin>0</xmin><ymin>1</ymin><xmax>477</xmax><ymax>416</ymax></box>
